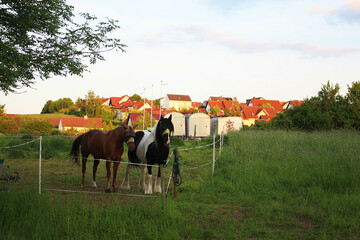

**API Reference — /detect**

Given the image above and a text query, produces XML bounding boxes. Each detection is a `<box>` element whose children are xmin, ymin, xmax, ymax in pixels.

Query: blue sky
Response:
<box><xmin>2</xmin><ymin>0</ymin><xmax>360</xmax><ymax>114</ymax></box>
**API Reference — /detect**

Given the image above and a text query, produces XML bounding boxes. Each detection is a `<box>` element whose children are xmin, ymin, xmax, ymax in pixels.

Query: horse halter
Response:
<box><xmin>124</xmin><ymin>133</ymin><xmax>135</xmax><ymax>145</ymax></box>
<box><xmin>123</xmin><ymin>125</ymin><xmax>136</xmax><ymax>145</ymax></box>
<box><xmin>162</xmin><ymin>128</ymin><xmax>171</xmax><ymax>145</ymax></box>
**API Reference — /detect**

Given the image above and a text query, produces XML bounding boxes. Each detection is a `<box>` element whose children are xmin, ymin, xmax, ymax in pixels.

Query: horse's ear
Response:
<box><xmin>168</xmin><ymin>115</ymin><xmax>172</xmax><ymax>121</ymax></box>
<box><xmin>133</xmin><ymin>124</ymin><xmax>138</xmax><ymax>130</ymax></box>
<box><xmin>124</xmin><ymin>116</ymin><xmax>130</xmax><ymax>126</ymax></box>
<box><xmin>160</xmin><ymin>115</ymin><xmax>164</xmax><ymax>120</ymax></box>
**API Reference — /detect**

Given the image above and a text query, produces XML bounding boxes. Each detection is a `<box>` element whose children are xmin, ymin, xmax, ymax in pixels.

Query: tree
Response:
<box><xmin>130</xmin><ymin>94</ymin><xmax>142</xmax><ymax>102</ymax></box>
<box><xmin>210</xmin><ymin>106</ymin><xmax>222</xmax><ymax>115</ymax></box>
<box><xmin>100</xmin><ymin>105</ymin><xmax>114</xmax><ymax>121</ymax></box>
<box><xmin>347</xmin><ymin>81</ymin><xmax>360</xmax><ymax>110</ymax></box>
<box><xmin>84</xmin><ymin>90</ymin><xmax>101</xmax><ymax>117</ymax></box>
<box><xmin>131</xmin><ymin>112</ymin><xmax>156</xmax><ymax>130</ymax></box>
<box><xmin>0</xmin><ymin>105</ymin><xmax>20</xmax><ymax>134</ymax></box>
<box><xmin>0</xmin><ymin>0</ymin><xmax>126</xmax><ymax>94</ymax></box>
<box><xmin>317</xmin><ymin>81</ymin><xmax>340</xmax><ymax>111</ymax></box>
<box><xmin>41</xmin><ymin>97</ymin><xmax>74</xmax><ymax>113</ymax></box>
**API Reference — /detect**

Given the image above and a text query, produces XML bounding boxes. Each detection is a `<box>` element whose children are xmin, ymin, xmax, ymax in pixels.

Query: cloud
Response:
<box><xmin>159</xmin><ymin>25</ymin><xmax>360</xmax><ymax>57</ymax></box>
<box><xmin>310</xmin><ymin>0</ymin><xmax>360</xmax><ymax>23</ymax></box>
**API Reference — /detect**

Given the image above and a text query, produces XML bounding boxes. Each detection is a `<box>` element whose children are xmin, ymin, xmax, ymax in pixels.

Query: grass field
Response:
<box><xmin>0</xmin><ymin>131</ymin><xmax>359</xmax><ymax>239</ymax></box>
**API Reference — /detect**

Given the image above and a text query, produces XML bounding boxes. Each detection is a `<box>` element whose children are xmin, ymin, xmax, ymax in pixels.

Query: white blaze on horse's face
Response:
<box><xmin>163</xmin><ymin>129</ymin><xmax>171</xmax><ymax>145</ymax></box>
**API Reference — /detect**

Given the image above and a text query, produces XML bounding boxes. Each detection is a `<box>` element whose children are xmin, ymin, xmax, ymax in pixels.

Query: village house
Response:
<box><xmin>286</xmin><ymin>100</ymin><xmax>305</xmax><ymax>110</ymax></box>
<box><xmin>100</xmin><ymin>98</ymin><xmax>110</xmax><ymax>106</ymax></box>
<box><xmin>242</xmin><ymin>106</ymin><xmax>277</xmax><ymax>126</ymax></box>
<box><xmin>58</xmin><ymin>116</ymin><xmax>103</xmax><ymax>133</ymax></box>
<box><xmin>205</xmin><ymin>100</ymin><xmax>241</xmax><ymax>116</ymax></box>
<box><xmin>163</xmin><ymin>94</ymin><xmax>192</xmax><ymax>111</ymax></box>
<box><xmin>109</xmin><ymin>95</ymin><xmax>130</xmax><ymax>108</ymax></box>
<box><xmin>246</xmin><ymin>97</ymin><xmax>284</xmax><ymax>113</ymax></box>
<box><xmin>209</xmin><ymin>96</ymin><xmax>233</xmax><ymax>101</ymax></box>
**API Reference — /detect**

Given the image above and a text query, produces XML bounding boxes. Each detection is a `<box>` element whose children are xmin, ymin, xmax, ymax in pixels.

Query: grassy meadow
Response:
<box><xmin>0</xmin><ymin>131</ymin><xmax>359</xmax><ymax>239</ymax></box>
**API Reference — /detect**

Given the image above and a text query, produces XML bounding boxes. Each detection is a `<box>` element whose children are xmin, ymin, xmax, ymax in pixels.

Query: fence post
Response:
<box><xmin>219</xmin><ymin>131</ymin><xmax>222</xmax><ymax>155</ymax></box>
<box><xmin>221</xmin><ymin>131</ymin><xmax>224</xmax><ymax>154</ymax></box>
<box><xmin>160</xmin><ymin>165</ymin><xmax>166</xmax><ymax>212</ymax></box>
<box><xmin>39</xmin><ymin>136</ymin><xmax>42</xmax><ymax>194</ymax></box>
<box><xmin>212</xmin><ymin>134</ymin><xmax>215</xmax><ymax>175</ymax></box>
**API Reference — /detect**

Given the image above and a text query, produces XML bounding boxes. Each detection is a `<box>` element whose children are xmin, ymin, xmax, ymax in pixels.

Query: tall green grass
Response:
<box><xmin>0</xmin><ymin>189</ymin><xmax>192</xmax><ymax>240</ymax></box>
<box><xmin>189</xmin><ymin>130</ymin><xmax>360</xmax><ymax>239</ymax></box>
<box><xmin>1</xmin><ymin>131</ymin><xmax>359</xmax><ymax>239</ymax></box>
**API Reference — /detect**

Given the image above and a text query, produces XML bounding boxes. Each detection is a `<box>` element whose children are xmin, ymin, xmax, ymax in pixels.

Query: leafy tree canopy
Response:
<box><xmin>0</xmin><ymin>0</ymin><xmax>126</xmax><ymax>94</ymax></box>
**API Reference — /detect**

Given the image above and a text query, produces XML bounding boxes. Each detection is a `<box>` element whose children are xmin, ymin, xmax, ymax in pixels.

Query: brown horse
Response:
<box><xmin>69</xmin><ymin>121</ymin><xmax>136</xmax><ymax>193</ymax></box>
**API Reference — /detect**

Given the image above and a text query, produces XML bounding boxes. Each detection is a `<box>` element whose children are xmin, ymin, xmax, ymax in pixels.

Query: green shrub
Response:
<box><xmin>170</xmin><ymin>136</ymin><xmax>185</xmax><ymax>146</ymax></box>
<box><xmin>22</xmin><ymin>119</ymin><xmax>54</xmax><ymax>135</ymax></box>
<box><xmin>0</xmin><ymin>116</ymin><xmax>20</xmax><ymax>134</ymax></box>
<box><xmin>5</xmin><ymin>135</ymin><xmax>38</xmax><ymax>159</ymax></box>
<box><xmin>50</xmin><ymin>130</ymin><xmax>61</xmax><ymax>135</ymax></box>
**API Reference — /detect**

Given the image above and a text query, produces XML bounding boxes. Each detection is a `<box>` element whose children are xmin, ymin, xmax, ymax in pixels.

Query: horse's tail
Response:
<box><xmin>69</xmin><ymin>134</ymin><xmax>84</xmax><ymax>165</ymax></box>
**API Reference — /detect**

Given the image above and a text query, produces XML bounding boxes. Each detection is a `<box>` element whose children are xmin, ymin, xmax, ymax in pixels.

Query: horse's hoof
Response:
<box><xmin>105</xmin><ymin>188</ymin><xmax>111</xmax><ymax>193</ymax></box>
<box><xmin>113</xmin><ymin>187</ymin><xmax>118</xmax><ymax>193</ymax></box>
<box><xmin>120</xmin><ymin>184</ymin><xmax>130</xmax><ymax>191</ymax></box>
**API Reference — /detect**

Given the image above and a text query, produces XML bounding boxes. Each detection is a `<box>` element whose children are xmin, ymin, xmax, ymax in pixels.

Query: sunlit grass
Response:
<box><xmin>1</xmin><ymin>131</ymin><xmax>359</xmax><ymax>239</ymax></box>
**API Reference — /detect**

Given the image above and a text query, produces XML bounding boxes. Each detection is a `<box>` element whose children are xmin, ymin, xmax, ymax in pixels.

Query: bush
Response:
<box><xmin>50</xmin><ymin>130</ymin><xmax>61</xmax><ymax>135</ymax></box>
<box><xmin>22</xmin><ymin>119</ymin><xmax>54</xmax><ymax>135</ymax></box>
<box><xmin>170</xmin><ymin>136</ymin><xmax>185</xmax><ymax>146</ymax></box>
<box><xmin>0</xmin><ymin>117</ymin><xmax>20</xmax><ymax>134</ymax></box>
<box><xmin>41</xmin><ymin>137</ymin><xmax>73</xmax><ymax>159</ymax></box>
<box><xmin>5</xmin><ymin>135</ymin><xmax>38</xmax><ymax>159</ymax></box>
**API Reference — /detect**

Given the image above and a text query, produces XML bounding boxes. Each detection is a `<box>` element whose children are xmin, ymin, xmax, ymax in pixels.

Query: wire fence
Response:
<box><xmin>0</xmin><ymin>133</ymin><xmax>226</xmax><ymax>202</ymax></box>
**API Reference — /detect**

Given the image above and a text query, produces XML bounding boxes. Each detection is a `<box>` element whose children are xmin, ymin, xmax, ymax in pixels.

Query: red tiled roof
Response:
<box><xmin>110</xmin><ymin>95</ymin><xmax>129</xmax><ymax>105</ymax></box>
<box><xmin>167</xmin><ymin>94</ymin><xmax>192</xmax><ymax>102</ymax></box>
<box><xmin>249</xmin><ymin>99</ymin><xmax>284</xmax><ymax>112</ymax></box>
<box><xmin>242</xmin><ymin>106</ymin><xmax>277</xmax><ymax>119</ymax></box>
<box><xmin>209</xmin><ymin>96</ymin><xmax>233</xmax><ymax>101</ymax></box>
<box><xmin>239</xmin><ymin>103</ymin><xmax>248</xmax><ymax>109</ymax></box>
<box><xmin>5</xmin><ymin>114</ymin><xmax>18</xmax><ymax>119</ymax></box>
<box><xmin>60</xmin><ymin>117</ymin><xmax>103</xmax><ymax>128</ymax></box>
<box><xmin>113</xmin><ymin>101</ymin><xmax>150</xmax><ymax>110</ymax></box>
<box><xmin>101</xmin><ymin>98</ymin><xmax>110</xmax><ymax>104</ymax></box>
<box><xmin>207</xmin><ymin>101</ymin><xmax>225</xmax><ymax>110</ymax></box>
<box><xmin>289</xmin><ymin>100</ymin><xmax>305</xmax><ymax>107</ymax></box>
<box><xmin>40</xmin><ymin>118</ymin><xmax>60</xmax><ymax>127</ymax></box>
<box><xmin>192</xmin><ymin>102</ymin><xmax>203</xmax><ymax>108</ymax></box>
<box><xmin>223</xmin><ymin>101</ymin><xmax>239</xmax><ymax>110</ymax></box>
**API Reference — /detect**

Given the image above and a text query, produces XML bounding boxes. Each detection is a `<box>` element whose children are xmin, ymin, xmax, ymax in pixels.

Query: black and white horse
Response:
<box><xmin>121</xmin><ymin>115</ymin><xmax>174</xmax><ymax>194</ymax></box>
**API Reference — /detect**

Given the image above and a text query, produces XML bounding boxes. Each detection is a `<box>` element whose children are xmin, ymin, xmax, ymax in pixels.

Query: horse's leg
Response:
<box><xmin>121</xmin><ymin>163</ymin><xmax>132</xmax><ymax>190</ymax></box>
<box><xmin>112</xmin><ymin>160</ymin><xmax>120</xmax><ymax>192</ymax></box>
<box><xmin>154</xmin><ymin>166</ymin><xmax>162</xmax><ymax>193</ymax></box>
<box><xmin>81</xmin><ymin>155</ymin><xmax>88</xmax><ymax>188</ymax></box>
<box><xmin>138</xmin><ymin>165</ymin><xmax>146</xmax><ymax>190</ymax></box>
<box><xmin>145</xmin><ymin>166</ymin><xmax>153</xmax><ymax>194</ymax></box>
<box><xmin>105</xmin><ymin>160</ymin><xmax>111</xmax><ymax>193</ymax></box>
<box><xmin>92</xmin><ymin>159</ymin><xmax>100</xmax><ymax>188</ymax></box>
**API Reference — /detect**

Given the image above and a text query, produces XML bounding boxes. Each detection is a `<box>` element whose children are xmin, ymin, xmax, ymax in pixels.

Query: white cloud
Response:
<box><xmin>143</xmin><ymin>25</ymin><xmax>360</xmax><ymax>57</ymax></box>
<box><xmin>310</xmin><ymin>0</ymin><xmax>360</xmax><ymax>23</ymax></box>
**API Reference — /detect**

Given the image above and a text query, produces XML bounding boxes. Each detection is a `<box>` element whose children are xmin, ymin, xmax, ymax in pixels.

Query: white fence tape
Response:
<box><xmin>1</xmin><ymin>138</ymin><xmax>38</xmax><ymax>149</ymax></box>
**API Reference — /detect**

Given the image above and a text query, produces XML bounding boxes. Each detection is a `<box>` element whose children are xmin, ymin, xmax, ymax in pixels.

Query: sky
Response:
<box><xmin>1</xmin><ymin>0</ymin><xmax>360</xmax><ymax>114</ymax></box>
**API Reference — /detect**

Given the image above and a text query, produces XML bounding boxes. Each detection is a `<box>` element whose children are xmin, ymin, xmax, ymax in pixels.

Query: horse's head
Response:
<box><xmin>156</xmin><ymin>115</ymin><xmax>174</xmax><ymax>147</ymax></box>
<box><xmin>122</xmin><ymin>118</ymin><xmax>137</xmax><ymax>152</ymax></box>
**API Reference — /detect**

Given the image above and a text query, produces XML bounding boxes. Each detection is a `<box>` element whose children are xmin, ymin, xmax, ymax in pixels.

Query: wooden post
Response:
<box><xmin>212</xmin><ymin>134</ymin><xmax>215</xmax><ymax>174</ymax></box>
<box><xmin>219</xmin><ymin>132</ymin><xmax>222</xmax><ymax>155</ymax></box>
<box><xmin>160</xmin><ymin>165</ymin><xmax>166</xmax><ymax>212</ymax></box>
<box><xmin>173</xmin><ymin>147</ymin><xmax>179</xmax><ymax>198</ymax></box>
<box><xmin>173</xmin><ymin>170</ymin><xmax>177</xmax><ymax>198</ymax></box>
<box><xmin>39</xmin><ymin>136</ymin><xmax>42</xmax><ymax>194</ymax></box>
